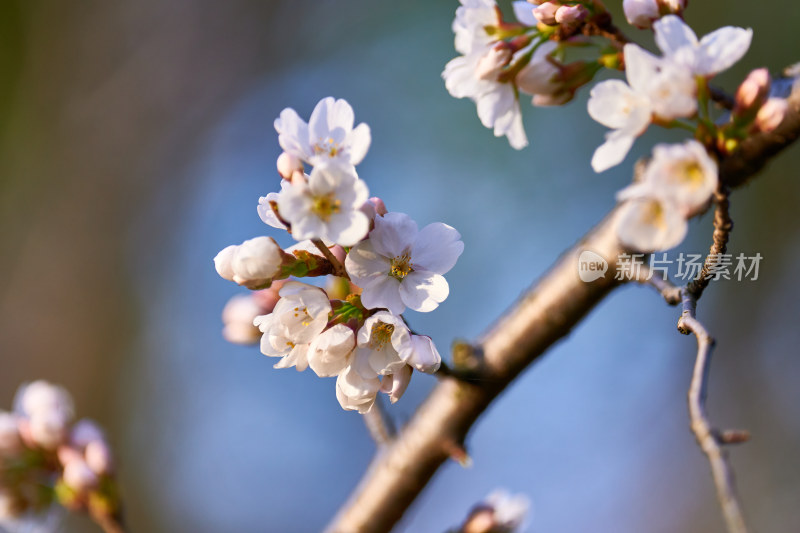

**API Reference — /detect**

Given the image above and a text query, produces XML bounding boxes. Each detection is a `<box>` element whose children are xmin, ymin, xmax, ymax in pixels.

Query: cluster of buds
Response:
<box><xmin>0</xmin><ymin>382</ymin><xmax>121</xmax><ymax>529</ymax></box>
<box><xmin>442</xmin><ymin>0</ymin><xmax>607</xmax><ymax>148</ymax></box>
<box><xmin>623</xmin><ymin>0</ymin><xmax>686</xmax><ymax>29</ymax></box>
<box><xmin>453</xmin><ymin>489</ymin><xmax>531</xmax><ymax>533</ymax></box>
<box><xmin>215</xmin><ymin>97</ymin><xmax>464</xmax><ymax>413</ymax></box>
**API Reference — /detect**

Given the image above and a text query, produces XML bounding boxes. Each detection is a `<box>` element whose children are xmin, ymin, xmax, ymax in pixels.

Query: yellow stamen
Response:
<box><xmin>389</xmin><ymin>252</ymin><xmax>413</xmax><ymax>281</ymax></box>
<box><xmin>370</xmin><ymin>321</ymin><xmax>395</xmax><ymax>350</ymax></box>
<box><xmin>311</xmin><ymin>194</ymin><xmax>342</xmax><ymax>222</ymax></box>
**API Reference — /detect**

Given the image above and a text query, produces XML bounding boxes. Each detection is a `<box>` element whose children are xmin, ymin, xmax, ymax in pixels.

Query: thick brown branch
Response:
<box><xmin>678</xmin><ymin>295</ymin><xmax>748</xmax><ymax>533</ymax></box>
<box><xmin>326</xmin><ymin>76</ymin><xmax>800</xmax><ymax>533</ymax></box>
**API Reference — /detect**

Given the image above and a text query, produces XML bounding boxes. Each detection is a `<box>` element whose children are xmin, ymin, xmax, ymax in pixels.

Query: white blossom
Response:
<box><xmin>14</xmin><ymin>381</ymin><xmax>74</xmax><ymax>422</ymax></box>
<box><xmin>346</xmin><ymin>212</ymin><xmax>463</xmax><ymax>315</ymax></box>
<box><xmin>616</xmin><ymin>196</ymin><xmax>688</xmax><ymax>252</ymax></box>
<box><xmin>516</xmin><ymin>42</ymin><xmax>563</xmax><ymax>103</ymax></box>
<box><xmin>63</xmin><ymin>458</ymin><xmax>98</xmax><ymax>492</ymax></box>
<box><xmin>84</xmin><ymin>440</ymin><xmax>113</xmax><ymax>476</ymax></box>
<box><xmin>274</xmin><ymin>97</ymin><xmax>371</xmax><ymax>169</ymax></box>
<box><xmin>257</xmin><ymin>181</ymin><xmax>290</xmax><ymax>230</ymax></box>
<box><xmin>588</xmin><ymin>44</ymin><xmax>696</xmax><ymax>172</ymax></box>
<box><xmin>0</xmin><ymin>412</ymin><xmax>21</xmax><ymax>453</ymax></box>
<box><xmin>379</xmin><ymin>365</ymin><xmax>413</xmax><ymax>404</ymax></box>
<box><xmin>443</xmin><ymin>0</ymin><xmax>528</xmax><ymax>149</ymax></box>
<box><xmin>253</xmin><ymin>282</ymin><xmax>331</xmax><ymax>371</ymax></box>
<box><xmin>307</xmin><ymin>324</ymin><xmax>355</xmax><ymax>378</ymax></box>
<box><xmin>214</xmin><ymin>236</ymin><xmax>284</xmax><ymax>289</ymax></box>
<box><xmin>277</xmin><ymin>164</ymin><xmax>370</xmax><ymax>246</ymax></box>
<box><xmin>654</xmin><ymin>15</ymin><xmax>752</xmax><ymax>77</ymax></box>
<box><xmin>619</xmin><ymin>140</ymin><xmax>718</xmax><ymax>216</ymax></box>
<box><xmin>355</xmin><ymin>312</ymin><xmax>442</xmax><ymax>374</ymax></box>
<box><xmin>335</xmin><ymin>363</ymin><xmax>380</xmax><ymax>414</ymax></box>
<box><xmin>485</xmin><ymin>489</ymin><xmax>532</xmax><ymax>531</ymax></box>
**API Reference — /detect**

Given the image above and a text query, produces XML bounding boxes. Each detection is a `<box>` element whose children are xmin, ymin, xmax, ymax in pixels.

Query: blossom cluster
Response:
<box><xmin>453</xmin><ymin>489</ymin><xmax>531</xmax><ymax>533</ymax></box>
<box><xmin>0</xmin><ymin>382</ymin><xmax>120</xmax><ymax>528</ymax></box>
<box><xmin>215</xmin><ymin>97</ymin><xmax>464</xmax><ymax>413</ymax></box>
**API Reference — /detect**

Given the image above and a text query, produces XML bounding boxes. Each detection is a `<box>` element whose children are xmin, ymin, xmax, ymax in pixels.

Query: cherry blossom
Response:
<box><xmin>345</xmin><ymin>212</ymin><xmax>463</xmax><ymax>315</ymax></box>
<box><xmin>307</xmin><ymin>324</ymin><xmax>356</xmax><ymax>378</ymax></box>
<box><xmin>654</xmin><ymin>15</ymin><xmax>752</xmax><ymax>77</ymax></box>
<box><xmin>274</xmin><ymin>97</ymin><xmax>371</xmax><ymax>169</ymax></box>
<box><xmin>214</xmin><ymin>236</ymin><xmax>285</xmax><ymax>289</ymax></box>
<box><xmin>616</xmin><ymin>196</ymin><xmax>688</xmax><ymax>252</ymax></box>
<box><xmin>277</xmin><ymin>165</ymin><xmax>370</xmax><ymax>246</ymax></box>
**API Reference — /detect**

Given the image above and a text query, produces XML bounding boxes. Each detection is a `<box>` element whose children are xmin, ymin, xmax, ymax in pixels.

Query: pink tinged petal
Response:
<box><xmin>370</xmin><ymin>212</ymin><xmax>418</xmax><ymax>257</ymax></box>
<box><xmin>408</xmin><ymin>335</ymin><xmax>442</xmax><ymax>373</ymax></box>
<box><xmin>623</xmin><ymin>44</ymin><xmax>663</xmax><ymax>94</ymax></box>
<box><xmin>257</xmin><ymin>194</ymin><xmax>287</xmax><ymax>230</ymax></box>
<box><xmin>360</xmin><ymin>275</ymin><xmax>405</xmax><ymax>314</ymax></box>
<box><xmin>345</xmin><ymin>240</ymin><xmax>392</xmax><ymax>286</ymax></box>
<box><xmin>309</xmin><ymin>97</ymin><xmax>334</xmax><ymax>140</ymax></box>
<box><xmin>411</xmin><ymin>223</ymin><xmax>464</xmax><ymax>274</ymax></box>
<box><xmin>399</xmin><ymin>271</ymin><xmax>450</xmax><ymax>313</ymax></box>
<box><xmin>591</xmin><ymin>130</ymin><xmax>638</xmax><ymax>173</ymax></box>
<box><xmin>654</xmin><ymin>15</ymin><xmax>698</xmax><ymax>55</ymax></box>
<box><xmin>274</xmin><ymin>108</ymin><xmax>311</xmax><ymax>161</ymax></box>
<box><xmin>380</xmin><ymin>365</ymin><xmax>413</xmax><ymax>404</ymax></box>
<box><xmin>697</xmin><ymin>27</ymin><xmax>752</xmax><ymax>76</ymax></box>
<box><xmin>348</xmin><ymin>123</ymin><xmax>371</xmax><ymax>165</ymax></box>
<box><xmin>512</xmin><ymin>1</ymin><xmax>538</xmax><ymax>26</ymax></box>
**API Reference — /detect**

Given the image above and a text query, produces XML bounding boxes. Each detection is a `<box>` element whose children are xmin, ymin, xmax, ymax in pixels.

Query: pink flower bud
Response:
<box><xmin>63</xmin><ymin>458</ymin><xmax>99</xmax><ymax>492</ymax></box>
<box><xmin>756</xmin><ymin>98</ymin><xmax>789</xmax><ymax>132</ymax></box>
<box><xmin>222</xmin><ymin>294</ymin><xmax>262</xmax><ymax>345</ymax></box>
<box><xmin>659</xmin><ymin>0</ymin><xmax>686</xmax><ymax>12</ymax></box>
<box><xmin>533</xmin><ymin>2</ymin><xmax>560</xmax><ymax>25</ymax></box>
<box><xmin>368</xmin><ymin>197</ymin><xmax>387</xmax><ymax>216</ymax></box>
<box><xmin>735</xmin><ymin>68</ymin><xmax>770</xmax><ymax>114</ymax></box>
<box><xmin>623</xmin><ymin>0</ymin><xmax>659</xmax><ymax>28</ymax></box>
<box><xmin>474</xmin><ymin>45</ymin><xmax>511</xmax><ymax>81</ymax></box>
<box><xmin>85</xmin><ymin>440</ymin><xmax>113</xmax><ymax>475</ymax></box>
<box><xmin>276</xmin><ymin>152</ymin><xmax>303</xmax><ymax>180</ymax></box>
<box><xmin>58</xmin><ymin>445</ymin><xmax>84</xmax><ymax>466</ymax></box>
<box><xmin>555</xmin><ymin>4</ymin><xmax>587</xmax><ymax>24</ymax></box>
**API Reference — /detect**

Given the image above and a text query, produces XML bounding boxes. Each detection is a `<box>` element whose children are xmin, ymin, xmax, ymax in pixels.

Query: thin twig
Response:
<box><xmin>312</xmin><ymin>239</ymin><xmax>348</xmax><ymax>278</ymax></box>
<box><xmin>687</xmin><ymin>186</ymin><xmax>733</xmax><ymax>299</ymax></box>
<box><xmin>633</xmin><ymin>263</ymin><xmax>682</xmax><ymax>305</ymax></box>
<box><xmin>361</xmin><ymin>397</ymin><xmax>395</xmax><ymax>447</ymax></box>
<box><xmin>678</xmin><ymin>291</ymin><xmax>748</xmax><ymax>533</ymax></box>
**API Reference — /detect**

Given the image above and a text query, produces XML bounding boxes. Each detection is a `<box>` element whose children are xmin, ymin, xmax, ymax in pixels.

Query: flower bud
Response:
<box><xmin>63</xmin><ymin>458</ymin><xmax>99</xmax><ymax>492</ymax></box>
<box><xmin>555</xmin><ymin>4</ymin><xmax>587</xmax><ymax>24</ymax></box>
<box><xmin>380</xmin><ymin>365</ymin><xmax>412</xmax><ymax>404</ymax></box>
<box><xmin>276</xmin><ymin>152</ymin><xmax>303</xmax><ymax>180</ymax></box>
<box><xmin>85</xmin><ymin>440</ymin><xmax>113</xmax><ymax>475</ymax></box>
<box><xmin>734</xmin><ymin>68</ymin><xmax>770</xmax><ymax>115</ymax></box>
<box><xmin>533</xmin><ymin>2</ymin><xmax>559</xmax><ymax>25</ymax></box>
<box><xmin>659</xmin><ymin>0</ymin><xmax>686</xmax><ymax>12</ymax></box>
<box><xmin>14</xmin><ymin>381</ymin><xmax>74</xmax><ymax>422</ymax></box>
<box><xmin>29</xmin><ymin>413</ymin><xmax>69</xmax><ymax>450</ymax></box>
<box><xmin>755</xmin><ymin>98</ymin><xmax>788</xmax><ymax>133</ymax></box>
<box><xmin>368</xmin><ymin>197</ymin><xmax>387</xmax><ymax>217</ymax></box>
<box><xmin>474</xmin><ymin>45</ymin><xmax>511</xmax><ymax>81</ymax></box>
<box><xmin>407</xmin><ymin>335</ymin><xmax>442</xmax><ymax>373</ymax></box>
<box><xmin>216</xmin><ymin>237</ymin><xmax>288</xmax><ymax>289</ymax></box>
<box><xmin>221</xmin><ymin>294</ymin><xmax>263</xmax><ymax>345</ymax></box>
<box><xmin>623</xmin><ymin>0</ymin><xmax>659</xmax><ymax>29</ymax></box>
<box><xmin>213</xmin><ymin>245</ymin><xmax>237</xmax><ymax>282</ymax></box>
<box><xmin>0</xmin><ymin>411</ymin><xmax>21</xmax><ymax>453</ymax></box>
<box><xmin>58</xmin><ymin>445</ymin><xmax>84</xmax><ymax>466</ymax></box>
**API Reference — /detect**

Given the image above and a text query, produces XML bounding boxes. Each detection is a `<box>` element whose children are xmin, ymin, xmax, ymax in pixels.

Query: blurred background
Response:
<box><xmin>1</xmin><ymin>1</ymin><xmax>799</xmax><ymax>531</ymax></box>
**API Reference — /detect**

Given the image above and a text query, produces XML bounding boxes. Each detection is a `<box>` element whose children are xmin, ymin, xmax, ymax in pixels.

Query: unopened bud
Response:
<box><xmin>85</xmin><ymin>440</ymin><xmax>113</xmax><ymax>475</ymax></box>
<box><xmin>222</xmin><ymin>294</ymin><xmax>262</xmax><ymax>345</ymax></box>
<box><xmin>735</xmin><ymin>68</ymin><xmax>770</xmax><ymax>115</ymax></box>
<box><xmin>474</xmin><ymin>45</ymin><xmax>511</xmax><ymax>81</ymax></box>
<box><xmin>659</xmin><ymin>0</ymin><xmax>686</xmax><ymax>13</ymax></box>
<box><xmin>276</xmin><ymin>152</ymin><xmax>303</xmax><ymax>180</ymax></box>
<box><xmin>623</xmin><ymin>0</ymin><xmax>659</xmax><ymax>29</ymax></box>
<box><xmin>368</xmin><ymin>197</ymin><xmax>387</xmax><ymax>216</ymax></box>
<box><xmin>533</xmin><ymin>2</ymin><xmax>559</xmax><ymax>25</ymax></box>
<box><xmin>380</xmin><ymin>365</ymin><xmax>412</xmax><ymax>404</ymax></box>
<box><xmin>63</xmin><ymin>458</ymin><xmax>99</xmax><ymax>492</ymax></box>
<box><xmin>555</xmin><ymin>4</ymin><xmax>587</xmax><ymax>24</ymax></box>
<box><xmin>755</xmin><ymin>98</ymin><xmax>788</xmax><ymax>132</ymax></box>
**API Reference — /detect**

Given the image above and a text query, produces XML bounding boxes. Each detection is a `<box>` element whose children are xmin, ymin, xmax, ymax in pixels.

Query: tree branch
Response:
<box><xmin>362</xmin><ymin>397</ymin><xmax>396</xmax><ymax>447</ymax></box>
<box><xmin>325</xmin><ymin>78</ymin><xmax>800</xmax><ymax>533</ymax></box>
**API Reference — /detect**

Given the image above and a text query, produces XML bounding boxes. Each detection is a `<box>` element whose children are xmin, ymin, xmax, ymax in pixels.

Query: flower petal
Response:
<box><xmin>697</xmin><ymin>27</ymin><xmax>752</xmax><ymax>76</ymax></box>
<box><xmin>345</xmin><ymin>240</ymin><xmax>391</xmax><ymax>286</ymax></box>
<box><xmin>399</xmin><ymin>271</ymin><xmax>449</xmax><ymax>313</ymax></box>
<box><xmin>370</xmin><ymin>212</ymin><xmax>418</xmax><ymax>257</ymax></box>
<box><xmin>411</xmin><ymin>223</ymin><xmax>464</xmax><ymax>274</ymax></box>
<box><xmin>348</xmin><ymin>123</ymin><xmax>371</xmax><ymax>165</ymax></box>
<box><xmin>512</xmin><ymin>1</ymin><xmax>538</xmax><ymax>26</ymax></box>
<box><xmin>654</xmin><ymin>15</ymin><xmax>698</xmax><ymax>55</ymax></box>
<box><xmin>309</xmin><ymin>97</ymin><xmax>334</xmax><ymax>141</ymax></box>
<box><xmin>591</xmin><ymin>130</ymin><xmax>638</xmax><ymax>173</ymax></box>
<box><xmin>360</xmin><ymin>275</ymin><xmax>405</xmax><ymax>314</ymax></box>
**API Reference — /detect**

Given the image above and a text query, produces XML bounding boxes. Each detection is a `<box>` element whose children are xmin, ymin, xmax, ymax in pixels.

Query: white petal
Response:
<box><xmin>399</xmin><ymin>271</ymin><xmax>450</xmax><ymax>313</ymax></box>
<box><xmin>476</xmin><ymin>85</ymin><xmax>514</xmax><ymax>130</ymax></box>
<box><xmin>587</xmin><ymin>79</ymin><xmax>641</xmax><ymax>129</ymax></box>
<box><xmin>411</xmin><ymin>223</ymin><xmax>464</xmax><ymax>274</ymax></box>
<box><xmin>370</xmin><ymin>212</ymin><xmax>418</xmax><ymax>257</ymax></box>
<box><xmin>309</xmin><ymin>97</ymin><xmax>334</xmax><ymax>141</ymax></box>
<box><xmin>348</xmin><ymin>123</ymin><xmax>371</xmax><ymax>165</ymax></box>
<box><xmin>512</xmin><ymin>1</ymin><xmax>538</xmax><ymax>26</ymax></box>
<box><xmin>213</xmin><ymin>245</ymin><xmax>237</xmax><ymax>281</ymax></box>
<box><xmin>307</xmin><ymin>325</ymin><xmax>355</xmax><ymax>377</ymax></box>
<box><xmin>616</xmin><ymin>197</ymin><xmax>688</xmax><ymax>252</ymax></box>
<box><xmin>327</xmin><ymin>210</ymin><xmax>370</xmax><ymax>247</ymax></box>
<box><xmin>380</xmin><ymin>365</ymin><xmax>413</xmax><ymax>404</ymax></box>
<box><xmin>257</xmin><ymin>193</ymin><xmax>287</xmax><ymax>230</ymax></box>
<box><xmin>591</xmin><ymin>130</ymin><xmax>637</xmax><ymax>173</ymax></box>
<box><xmin>328</xmin><ymin>98</ymin><xmax>355</xmax><ymax>133</ymax></box>
<box><xmin>697</xmin><ymin>27</ymin><xmax>752</xmax><ymax>76</ymax></box>
<box><xmin>654</xmin><ymin>15</ymin><xmax>698</xmax><ymax>55</ymax></box>
<box><xmin>275</xmin><ymin>108</ymin><xmax>312</xmax><ymax>161</ymax></box>
<box><xmin>274</xmin><ymin>343</ymin><xmax>309</xmax><ymax>371</ymax></box>
<box><xmin>345</xmin><ymin>240</ymin><xmax>391</xmax><ymax>286</ymax></box>
<box><xmin>360</xmin><ymin>275</ymin><xmax>405</xmax><ymax>314</ymax></box>
<box><xmin>623</xmin><ymin>44</ymin><xmax>662</xmax><ymax>94</ymax></box>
